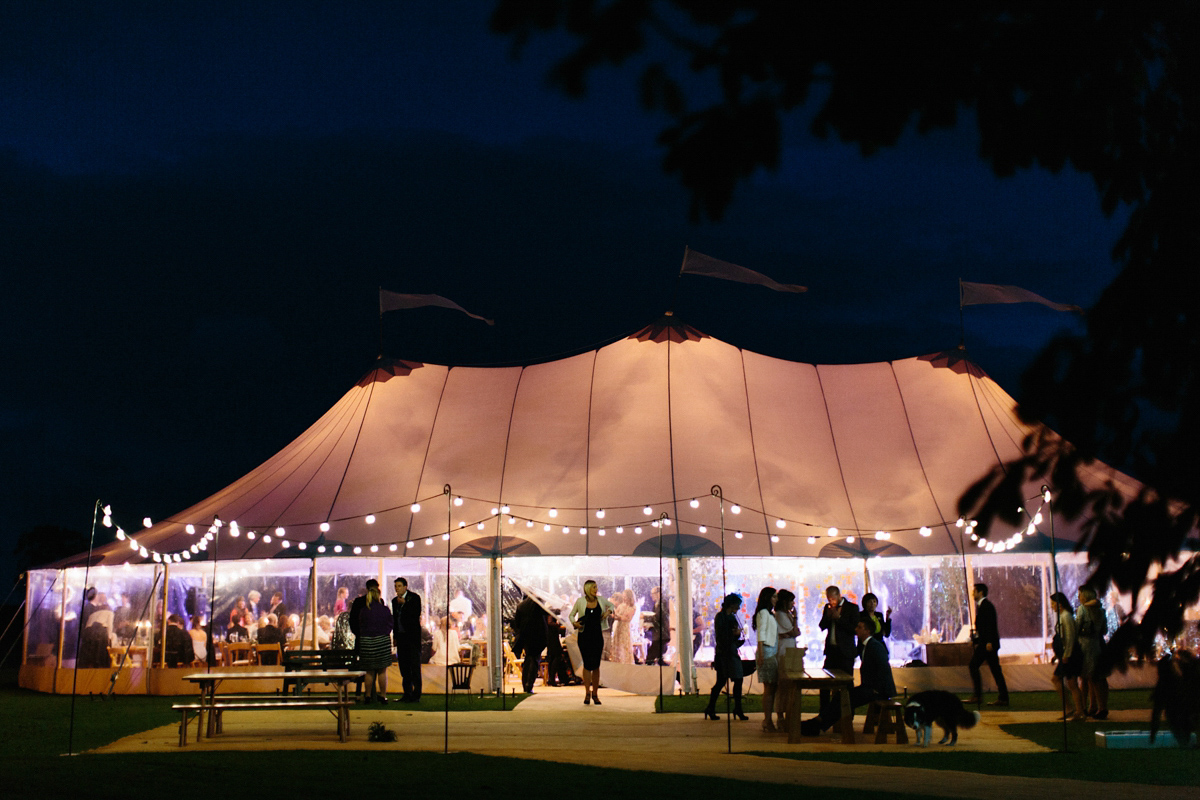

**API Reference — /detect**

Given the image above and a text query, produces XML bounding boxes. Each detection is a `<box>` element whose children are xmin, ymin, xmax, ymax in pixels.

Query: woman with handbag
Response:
<box><xmin>1049</xmin><ymin>591</ymin><xmax>1084</xmax><ymax>721</ymax></box>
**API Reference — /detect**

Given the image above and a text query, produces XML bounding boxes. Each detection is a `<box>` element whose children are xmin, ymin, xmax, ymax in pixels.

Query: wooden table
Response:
<box><xmin>780</xmin><ymin>666</ymin><xmax>856</xmax><ymax>744</ymax></box>
<box><xmin>183</xmin><ymin>670</ymin><xmax>364</xmax><ymax>742</ymax></box>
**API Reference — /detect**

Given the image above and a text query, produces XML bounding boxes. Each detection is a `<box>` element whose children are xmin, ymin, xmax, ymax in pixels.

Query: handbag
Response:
<box><xmin>741</xmin><ymin>658</ymin><xmax>756</xmax><ymax>676</ymax></box>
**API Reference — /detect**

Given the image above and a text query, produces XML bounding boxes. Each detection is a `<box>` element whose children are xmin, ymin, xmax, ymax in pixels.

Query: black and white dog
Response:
<box><xmin>904</xmin><ymin>690</ymin><xmax>981</xmax><ymax>746</ymax></box>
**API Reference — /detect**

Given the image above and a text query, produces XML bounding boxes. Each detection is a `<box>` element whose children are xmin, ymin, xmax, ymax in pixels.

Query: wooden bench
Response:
<box><xmin>172</xmin><ymin>696</ymin><xmax>350</xmax><ymax>746</ymax></box>
<box><xmin>282</xmin><ymin>649</ymin><xmax>364</xmax><ymax>695</ymax></box>
<box><xmin>862</xmin><ymin>698</ymin><xmax>909</xmax><ymax>744</ymax></box>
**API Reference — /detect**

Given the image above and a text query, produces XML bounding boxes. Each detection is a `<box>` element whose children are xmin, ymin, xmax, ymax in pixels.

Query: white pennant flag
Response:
<box><xmin>960</xmin><ymin>281</ymin><xmax>1081</xmax><ymax>313</ymax></box>
<box><xmin>379</xmin><ymin>289</ymin><xmax>494</xmax><ymax>325</ymax></box>
<box><xmin>680</xmin><ymin>247</ymin><xmax>806</xmax><ymax>293</ymax></box>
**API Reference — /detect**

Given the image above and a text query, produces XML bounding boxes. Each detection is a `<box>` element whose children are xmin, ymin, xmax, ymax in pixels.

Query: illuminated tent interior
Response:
<box><xmin>22</xmin><ymin>318</ymin><xmax>1150</xmax><ymax>694</ymax></box>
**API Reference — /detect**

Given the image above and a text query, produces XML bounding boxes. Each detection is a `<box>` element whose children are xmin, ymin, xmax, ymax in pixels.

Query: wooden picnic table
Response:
<box><xmin>779</xmin><ymin>666</ymin><xmax>856</xmax><ymax>744</ymax></box>
<box><xmin>179</xmin><ymin>670</ymin><xmax>364</xmax><ymax>745</ymax></box>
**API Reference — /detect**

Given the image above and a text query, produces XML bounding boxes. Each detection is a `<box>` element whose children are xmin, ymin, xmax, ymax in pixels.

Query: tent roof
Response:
<box><xmin>72</xmin><ymin>318</ymin><xmax>1143</xmax><ymax>566</ymax></box>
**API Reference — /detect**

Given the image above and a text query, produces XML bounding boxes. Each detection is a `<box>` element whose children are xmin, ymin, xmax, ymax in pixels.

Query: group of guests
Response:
<box><xmin>1048</xmin><ymin>584</ymin><xmax>1111</xmax><ymax>720</ymax></box>
<box><xmin>340</xmin><ymin>577</ymin><xmax>426</xmax><ymax>704</ymax></box>
<box><xmin>703</xmin><ymin>584</ymin><xmax>894</xmax><ymax>732</ymax></box>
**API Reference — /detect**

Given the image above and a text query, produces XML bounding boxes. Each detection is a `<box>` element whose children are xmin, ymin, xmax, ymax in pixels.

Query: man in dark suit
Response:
<box><xmin>392</xmin><ymin>577</ymin><xmax>423</xmax><ymax>702</ymax></box>
<box><xmin>511</xmin><ymin>596</ymin><xmax>548</xmax><ymax>693</ymax></box>
<box><xmin>818</xmin><ymin>585</ymin><xmax>860</xmax><ymax>706</ymax></box>
<box><xmin>644</xmin><ymin>586</ymin><xmax>670</xmax><ymax>665</ymax></box>
<box><xmin>802</xmin><ymin>617</ymin><xmax>896</xmax><ymax>734</ymax></box>
<box><xmin>967</xmin><ymin>582</ymin><xmax>1009</xmax><ymax>706</ymax></box>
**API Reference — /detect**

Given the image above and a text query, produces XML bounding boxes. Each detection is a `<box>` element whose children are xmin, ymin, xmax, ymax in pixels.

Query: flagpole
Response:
<box><xmin>958</xmin><ymin>278</ymin><xmax>966</xmax><ymax>348</ymax></box>
<box><xmin>671</xmin><ymin>246</ymin><xmax>690</xmax><ymax>313</ymax></box>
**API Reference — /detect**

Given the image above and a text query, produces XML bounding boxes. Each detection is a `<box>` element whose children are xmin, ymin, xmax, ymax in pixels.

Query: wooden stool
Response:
<box><xmin>863</xmin><ymin>699</ymin><xmax>909</xmax><ymax>744</ymax></box>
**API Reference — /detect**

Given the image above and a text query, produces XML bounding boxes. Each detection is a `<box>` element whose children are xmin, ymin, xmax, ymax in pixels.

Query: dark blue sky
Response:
<box><xmin>0</xmin><ymin>2</ymin><xmax>1127</xmax><ymax>582</ymax></box>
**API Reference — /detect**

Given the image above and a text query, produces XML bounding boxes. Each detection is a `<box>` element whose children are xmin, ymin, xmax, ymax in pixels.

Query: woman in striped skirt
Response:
<box><xmin>356</xmin><ymin>580</ymin><xmax>395</xmax><ymax>703</ymax></box>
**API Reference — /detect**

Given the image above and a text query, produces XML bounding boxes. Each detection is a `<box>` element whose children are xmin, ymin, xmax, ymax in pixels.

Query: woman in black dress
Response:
<box><xmin>703</xmin><ymin>593</ymin><xmax>749</xmax><ymax>721</ymax></box>
<box><xmin>569</xmin><ymin>579</ymin><xmax>614</xmax><ymax>705</ymax></box>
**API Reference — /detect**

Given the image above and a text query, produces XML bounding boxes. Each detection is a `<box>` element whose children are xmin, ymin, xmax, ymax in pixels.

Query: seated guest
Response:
<box><xmin>256</xmin><ymin>613</ymin><xmax>286</xmax><ymax>664</ymax></box>
<box><xmin>431</xmin><ymin>615</ymin><xmax>461</xmax><ymax>665</ymax></box>
<box><xmin>420</xmin><ymin>617</ymin><xmax>435</xmax><ymax>664</ymax></box>
<box><xmin>227</xmin><ymin>596</ymin><xmax>250</xmax><ymax>640</ymax></box>
<box><xmin>316</xmin><ymin>615</ymin><xmax>333</xmax><ymax>647</ymax></box>
<box><xmin>159</xmin><ymin>614</ymin><xmax>196</xmax><ymax>667</ymax></box>
<box><xmin>278</xmin><ymin>611</ymin><xmax>295</xmax><ymax>641</ymax></box>
<box><xmin>188</xmin><ymin>615</ymin><xmax>208</xmax><ymax>662</ymax></box>
<box><xmin>800</xmin><ymin>618</ymin><xmax>895</xmax><ymax>735</ymax></box>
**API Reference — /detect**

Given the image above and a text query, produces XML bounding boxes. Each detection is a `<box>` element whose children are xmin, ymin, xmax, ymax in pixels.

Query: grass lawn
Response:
<box><xmin>723</xmin><ymin>690</ymin><xmax>1198</xmax><ymax>787</ymax></box>
<box><xmin>5</xmin><ymin>673</ymin><xmax>946</xmax><ymax>800</ymax></box>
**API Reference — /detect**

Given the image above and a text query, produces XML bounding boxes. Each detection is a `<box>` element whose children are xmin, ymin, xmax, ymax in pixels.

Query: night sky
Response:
<box><xmin>1</xmin><ymin>3</ymin><xmax>1128</xmax><ymax>584</ymax></box>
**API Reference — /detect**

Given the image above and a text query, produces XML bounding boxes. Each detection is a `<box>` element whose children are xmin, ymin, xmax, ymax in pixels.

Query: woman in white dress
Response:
<box><xmin>752</xmin><ymin>586</ymin><xmax>780</xmax><ymax>732</ymax></box>
<box><xmin>431</xmin><ymin>615</ymin><xmax>461</xmax><ymax>665</ymax></box>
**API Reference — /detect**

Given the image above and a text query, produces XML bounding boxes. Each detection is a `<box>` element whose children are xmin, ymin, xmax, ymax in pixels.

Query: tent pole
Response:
<box><xmin>676</xmin><ymin>555</ymin><xmax>693</xmax><ymax>694</ymax></box>
<box><xmin>443</xmin><ymin>484</ymin><xmax>451</xmax><ymax>755</ymax></box>
<box><xmin>67</xmin><ymin>499</ymin><xmax>102</xmax><ymax>754</ymax></box>
<box><xmin>712</xmin><ymin>484</ymin><xmax>732</xmax><ymax>754</ymax></box>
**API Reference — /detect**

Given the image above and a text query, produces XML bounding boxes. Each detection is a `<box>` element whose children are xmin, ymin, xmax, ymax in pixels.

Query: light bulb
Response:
<box><xmin>827</xmin><ymin>527</ymin><xmax>839</xmax><ymax>537</ymax></box>
<box><xmin>425</xmin><ymin>538</ymin><xmax>433</xmax><ymax>545</ymax></box>
<box><xmin>643</xmin><ymin>506</ymin><xmax>653</xmax><ymax>515</ymax></box>
<box><xmin>956</xmin><ymin>518</ymin><xmax>965</xmax><ymax>528</ymax></box>
<box><xmin>366</xmin><ymin>514</ymin><xmax>376</xmax><ymax>524</ymax></box>
<box><xmin>410</xmin><ymin>503</ymin><xmax>421</xmax><ymax>513</ymax></box>
<box><xmin>734</xmin><ymin>531</ymin><xmax>743</xmax><ymax>539</ymax></box>
<box><xmin>262</xmin><ymin>534</ymin><xmax>271</xmax><ymax>543</ymax></box>
<box><xmin>771</xmin><ymin>535</ymin><xmax>780</xmax><ymax>543</ymax></box>
<box><xmin>919</xmin><ymin>526</ymin><xmax>932</xmax><ymax>537</ymax></box>
<box><xmin>634</xmin><ymin>527</ymin><xmax>642</xmax><ymax>534</ymax></box>
<box><xmin>186</xmin><ymin>524</ymin><xmax>196</xmax><ymax>534</ymax></box>
<box><xmin>369</xmin><ymin>544</ymin><xmax>378</xmax><ymax>553</ymax></box>
<box><xmin>731</xmin><ymin>505</ymin><xmax>741</xmax><ymax>514</ymax></box>
<box><xmin>596</xmin><ymin>509</ymin><xmax>605</xmax><ymax>519</ymax></box>
<box><xmin>320</xmin><ymin>522</ymin><xmax>331</xmax><ymax>532</ymax></box>
<box><xmin>807</xmin><ymin>536</ymin><xmax>817</xmax><ymax>544</ymax></box>
<box><xmin>616</xmin><ymin>526</ymin><xmax>624</xmax><ymax>533</ymax></box>
<box><xmin>776</xmin><ymin>519</ymin><xmax>786</xmax><ymax>529</ymax></box>
<box><xmin>390</xmin><ymin>543</ymin><xmax>398</xmax><ymax>551</ymax></box>
<box><xmin>280</xmin><ymin>540</ymin><xmax>290</xmax><ymax>548</ymax></box>
<box><xmin>317</xmin><ymin>545</ymin><xmax>326</xmax><ymax>553</ymax></box>
<box><xmin>454</xmin><ymin>496</ymin><xmax>463</xmax><ymax>506</ymax></box>
<box><xmin>298</xmin><ymin>542</ymin><xmax>307</xmax><ymax>550</ymax></box>
<box><xmin>689</xmin><ymin>498</ymin><xmax>699</xmax><ymax>509</ymax></box>
<box><xmin>143</xmin><ymin>517</ymin><xmax>152</xmax><ymax>528</ymax></box>
<box><xmin>406</xmin><ymin>540</ymin><xmax>415</xmax><ymax>549</ymax></box>
<box><xmin>698</xmin><ymin>525</ymin><xmax>707</xmax><ymax>533</ymax></box>
<box><xmin>598</xmin><ymin>529</ymin><xmax>606</xmax><ymax>536</ymax></box>
<box><xmin>549</xmin><ymin>508</ymin><xmax>558</xmax><ymax>518</ymax></box>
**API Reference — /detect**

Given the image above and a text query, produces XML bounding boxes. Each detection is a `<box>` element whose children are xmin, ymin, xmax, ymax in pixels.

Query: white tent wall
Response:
<box><xmin>22</xmin><ymin>550</ymin><xmax>1167</xmax><ymax>695</ymax></box>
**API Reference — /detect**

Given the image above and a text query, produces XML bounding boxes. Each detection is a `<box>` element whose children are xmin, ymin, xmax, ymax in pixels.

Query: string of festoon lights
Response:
<box><xmin>107</xmin><ymin>486</ymin><xmax>1055</xmax><ymax>564</ymax></box>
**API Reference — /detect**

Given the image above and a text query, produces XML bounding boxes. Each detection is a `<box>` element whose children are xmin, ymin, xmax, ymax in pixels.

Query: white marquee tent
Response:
<box><xmin>75</xmin><ymin>317</ymin><xmax>1141</xmax><ymax>566</ymax></box>
<box><xmin>27</xmin><ymin>316</ymin><xmax>1156</xmax><ymax>695</ymax></box>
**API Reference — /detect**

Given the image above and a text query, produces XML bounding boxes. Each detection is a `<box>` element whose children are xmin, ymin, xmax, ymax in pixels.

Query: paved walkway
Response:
<box><xmin>93</xmin><ymin>686</ymin><xmax>1186</xmax><ymax>800</ymax></box>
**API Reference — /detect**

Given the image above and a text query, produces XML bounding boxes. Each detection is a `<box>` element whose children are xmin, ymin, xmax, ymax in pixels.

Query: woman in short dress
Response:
<box><xmin>1049</xmin><ymin>591</ymin><xmax>1084</xmax><ymax>720</ymax></box>
<box><xmin>356</xmin><ymin>580</ymin><xmax>395</xmax><ymax>703</ymax></box>
<box><xmin>569</xmin><ymin>579</ymin><xmax>614</xmax><ymax>705</ymax></box>
<box><xmin>752</xmin><ymin>586</ymin><xmax>780</xmax><ymax>732</ymax></box>
<box><xmin>703</xmin><ymin>593</ymin><xmax>749</xmax><ymax>721</ymax></box>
